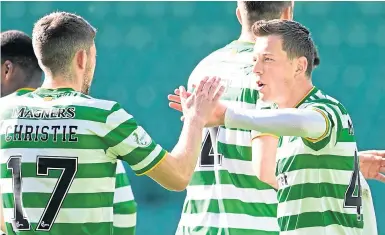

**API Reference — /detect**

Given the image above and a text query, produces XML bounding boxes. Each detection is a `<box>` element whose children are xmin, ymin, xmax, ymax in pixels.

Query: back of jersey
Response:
<box><xmin>0</xmin><ymin>88</ymin><xmax>118</xmax><ymax>235</ymax></box>
<box><xmin>177</xmin><ymin>41</ymin><xmax>279</xmax><ymax>235</ymax></box>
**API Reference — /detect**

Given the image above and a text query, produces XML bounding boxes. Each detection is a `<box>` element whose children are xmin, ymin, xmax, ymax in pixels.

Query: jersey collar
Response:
<box><xmin>294</xmin><ymin>86</ymin><xmax>318</xmax><ymax>108</ymax></box>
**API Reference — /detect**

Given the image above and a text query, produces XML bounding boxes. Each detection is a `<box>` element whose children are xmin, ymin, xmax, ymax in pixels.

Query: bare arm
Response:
<box><xmin>145</xmin><ymin>77</ymin><xmax>224</xmax><ymax>191</ymax></box>
<box><xmin>225</xmin><ymin>108</ymin><xmax>327</xmax><ymax>139</ymax></box>
<box><xmin>251</xmin><ymin>134</ymin><xmax>279</xmax><ymax>189</ymax></box>
<box><xmin>146</xmin><ymin>118</ymin><xmax>205</xmax><ymax>191</ymax></box>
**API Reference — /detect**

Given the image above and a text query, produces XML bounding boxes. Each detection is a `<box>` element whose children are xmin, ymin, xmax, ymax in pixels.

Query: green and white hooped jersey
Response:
<box><xmin>177</xmin><ymin>41</ymin><xmax>279</xmax><ymax>235</ymax></box>
<box><xmin>0</xmin><ymin>88</ymin><xmax>166</xmax><ymax>235</ymax></box>
<box><xmin>274</xmin><ymin>87</ymin><xmax>364</xmax><ymax>235</ymax></box>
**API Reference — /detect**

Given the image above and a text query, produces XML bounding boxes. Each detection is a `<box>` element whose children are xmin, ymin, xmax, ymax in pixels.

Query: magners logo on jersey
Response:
<box><xmin>12</xmin><ymin>107</ymin><xmax>76</xmax><ymax>119</ymax></box>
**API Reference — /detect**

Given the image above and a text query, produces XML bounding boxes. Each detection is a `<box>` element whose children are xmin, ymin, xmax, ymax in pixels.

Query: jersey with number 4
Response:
<box><xmin>177</xmin><ymin>41</ymin><xmax>279</xmax><ymax>235</ymax></box>
<box><xmin>275</xmin><ymin>87</ymin><xmax>364</xmax><ymax>235</ymax></box>
<box><xmin>0</xmin><ymin>88</ymin><xmax>166</xmax><ymax>235</ymax></box>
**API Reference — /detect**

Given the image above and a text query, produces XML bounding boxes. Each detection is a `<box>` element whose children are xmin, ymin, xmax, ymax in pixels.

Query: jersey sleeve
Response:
<box><xmin>104</xmin><ymin>103</ymin><xmax>167</xmax><ymax>175</ymax></box>
<box><xmin>251</xmin><ymin>101</ymin><xmax>279</xmax><ymax>141</ymax></box>
<box><xmin>301</xmin><ymin>101</ymin><xmax>346</xmax><ymax>151</ymax></box>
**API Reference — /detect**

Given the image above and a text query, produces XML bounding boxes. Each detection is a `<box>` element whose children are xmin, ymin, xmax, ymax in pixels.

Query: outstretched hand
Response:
<box><xmin>359</xmin><ymin>150</ymin><xmax>385</xmax><ymax>183</ymax></box>
<box><xmin>168</xmin><ymin>76</ymin><xmax>227</xmax><ymax>127</ymax></box>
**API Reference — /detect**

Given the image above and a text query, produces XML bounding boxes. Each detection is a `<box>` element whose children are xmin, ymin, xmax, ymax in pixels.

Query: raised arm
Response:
<box><xmin>225</xmin><ymin>107</ymin><xmax>327</xmax><ymax>140</ymax></box>
<box><xmin>106</xmin><ymin>77</ymin><xmax>224</xmax><ymax>191</ymax></box>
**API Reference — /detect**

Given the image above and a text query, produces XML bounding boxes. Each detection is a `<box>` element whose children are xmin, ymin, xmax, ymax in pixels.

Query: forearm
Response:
<box><xmin>170</xmin><ymin>118</ymin><xmax>204</xmax><ymax>183</ymax></box>
<box><xmin>225</xmin><ymin>108</ymin><xmax>326</xmax><ymax>138</ymax></box>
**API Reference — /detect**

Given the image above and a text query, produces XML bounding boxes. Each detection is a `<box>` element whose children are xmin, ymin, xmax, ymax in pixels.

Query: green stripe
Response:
<box><xmin>113</xmin><ymin>226</ymin><xmax>135</xmax><ymax>235</ymax></box>
<box><xmin>277</xmin><ymin>183</ymin><xmax>348</xmax><ymax>203</ymax></box>
<box><xmin>183</xmin><ymin>199</ymin><xmax>277</xmax><ymax>217</ymax></box>
<box><xmin>2</xmin><ymin>192</ymin><xmax>114</xmax><ymax>209</ymax></box>
<box><xmin>130</xmin><ymin>148</ymin><xmax>167</xmax><ymax>175</ymax></box>
<box><xmin>278</xmin><ymin>211</ymin><xmax>363</xmax><ymax>231</ymax></box>
<box><xmin>218</xmin><ymin>142</ymin><xmax>251</xmax><ymax>161</ymax></box>
<box><xmin>239</xmin><ymin>87</ymin><xmax>258</xmax><ymax>104</ymax></box>
<box><xmin>113</xmin><ymin>200</ymin><xmax>137</xmax><ymax>214</ymax></box>
<box><xmin>276</xmin><ymin>154</ymin><xmax>353</xmax><ymax>174</ymax></box>
<box><xmin>5</xmin><ymin>222</ymin><xmax>113</xmax><ymax>235</ymax></box>
<box><xmin>190</xmin><ymin>170</ymin><xmax>274</xmax><ymax>190</ymax></box>
<box><xmin>179</xmin><ymin>226</ymin><xmax>278</xmax><ymax>235</ymax></box>
<box><xmin>103</xmin><ymin>118</ymin><xmax>138</xmax><ymax>148</ymax></box>
<box><xmin>1</xmin><ymin>162</ymin><xmax>115</xmax><ymax>179</ymax></box>
<box><xmin>115</xmin><ymin>172</ymin><xmax>131</xmax><ymax>187</ymax></box>
<box><xmin>338</xmin><ymin>128</ymin><xmax>355</xmax><ymax>142</ymax></box>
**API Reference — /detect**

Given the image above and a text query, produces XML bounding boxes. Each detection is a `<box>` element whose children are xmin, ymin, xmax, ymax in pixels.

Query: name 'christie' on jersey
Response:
<box><xmin>0</xmin><ymin>88</ymin><xmax>165</xmax><ymax>235</ymax></box>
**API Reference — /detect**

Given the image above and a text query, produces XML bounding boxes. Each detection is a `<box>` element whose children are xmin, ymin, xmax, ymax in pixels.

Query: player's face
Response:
<box><xmin>81</xmin><ymin>42</ymin><xmax>96</xmax><ymax>95</ymax></box>
<box><xmin>252</xmin><ymin>35</ymin><xmax>296</xmax><ymax>104</ymax></box>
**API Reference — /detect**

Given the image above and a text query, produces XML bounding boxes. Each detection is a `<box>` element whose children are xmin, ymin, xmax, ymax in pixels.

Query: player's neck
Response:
<box><xmin>41</xmin><ymin>75</ymin><xmax>82</xmax><ymax>92</ymax></box>
<box><xmin>238</xmin><ymin>29</ymin><xmax>255</xmax><ymax>43</ymax></box>
<box><xmin>277</xmin><ymin>80</ymin><xmax>314</xmax><ymax>108</ymax></box>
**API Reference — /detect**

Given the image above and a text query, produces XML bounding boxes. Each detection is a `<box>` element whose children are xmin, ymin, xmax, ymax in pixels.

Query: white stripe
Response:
<box><xmin>279</xmin><ymin>224</ymin><xmax>362</xmax><ymax>235</ymax></box>
<box><xmin>3</xmin><ymin>207</ymin><xmax>113</xmax><ymax>224</ymax></box>
<box><xmin>195</xmin><ymin>156</ymin><xmax>254</xmax><ymax>176</ymax></box>
<box><xmin>106</xmin><ymin>109</ymin><xmax>133</xmax><ymax>129</ymax></box>
<box><xmin>130</xmin><ymin>145</ymin><xmax>163</xmax><ymax>172</ymax></box>
<box><xmin>277</xmin><ymin>141</ymin><xmax>357</xmax><ymax>160</ymax></box>
<box><xmin>5</xmin><ymin>95</ymin><xmax>116</xmax><ymax>110</ymax></box>
<box><xmin>113</xmin><ymin>213</ymin><xmax>136</xmax><ymax>228</ymax></box>
<box><xmin>186</xmin><ymin>184</ymin><xmax>277</xmax><ymax>204</ymax></box>
<box><xmin>113</xmin><ymin>186</ymin><xmax>135</xmax><ymax>203</ymax></box>
<box><xmin>189</xmin><ymin>55</ymin><xmax>258</xmax><ymax>90</ymax></box>
<box><xmin>277</xmin><ymin>197</ymin><xmax>358</xmax><ymax>218</ymax></box>
<box><xmin>116</xmin><ymin>161</ymin><xmax>127</xmax><ymax>174</ymax></box>
<box><xmin>217</xmin><ymin>127</ymin><xmax>251</xmax><ymax>147</ymax></box>
<box><xmin>0</xmin><ymin>177</ymin><xmax>115</xmax><ymax>194</ymax></box>
<box><xmin>283</xmin><ymin>168</ymin><xmax>353</xmax><ymax>186</ymax></box>
<box><xmin>179</xmin><ymin>212</ymin><xmax>279</xmax><ymax>232</ymax></box>
<box><xmin>0</xmin><ymin>149</ymin><xmax>113</xmax><ymax>164</ymax></box>
<box><xmin>362</xmin><ymin>187</ymin><xmax>378</xmax><ymax>235</ymax></box>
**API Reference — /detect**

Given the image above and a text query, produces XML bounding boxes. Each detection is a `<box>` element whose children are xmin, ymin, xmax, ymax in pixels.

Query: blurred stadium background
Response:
<box><xmin>1</xmin><ymin>1</ymin><xmax>384</xmax><ymax>235</ymax></box>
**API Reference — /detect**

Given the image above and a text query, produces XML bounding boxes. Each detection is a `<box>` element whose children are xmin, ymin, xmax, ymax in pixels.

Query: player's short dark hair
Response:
<box><xmin>1</xmin><ymin>30</ymin><xmax>41</xmax><ymax>75</ymax></box>
<box><xmin>252</xmin><ymin>20</ymin><xmax>320</xmax><ymax>76</ymax></box>
<box><xmin>239</xmin><ymin>1</ymin><xmax>292</xmax><ymax>24</ymax></box>
<box><xmin>32</xmin><ymin>11</ymin><xmax>96</xmax><ymax>77</ymax></box>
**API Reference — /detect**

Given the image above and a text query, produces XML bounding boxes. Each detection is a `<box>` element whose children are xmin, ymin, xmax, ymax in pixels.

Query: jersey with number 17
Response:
<box><xmin>0</xmin><ymin>87</ymin><xmax>167</xmax><ymax>235</ymax></box>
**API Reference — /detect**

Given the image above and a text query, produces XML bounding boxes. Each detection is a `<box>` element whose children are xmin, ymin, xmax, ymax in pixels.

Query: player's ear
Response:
<box><xmin>280</xmin><ymin>5</ymin><xmax>294</xmax><ymax>20</ymax></box>
<box><xmin>236</xmin><ymin>7</ymin><xmax>242</xmax><ymax>26</ymax></box>
<box><xmin>2</xmin><ymin>60</ymin><xmax>14</xmax><ymax>80</ymax></box>
<box><xmin>294</xmin><ymin>56</ymin><xmax>308</xmax><ymax>78</ymax></box>
<box><xmin>75</xmin><ymin>49</ymin><xmax>87</xmax><ymax>70</ymax></box>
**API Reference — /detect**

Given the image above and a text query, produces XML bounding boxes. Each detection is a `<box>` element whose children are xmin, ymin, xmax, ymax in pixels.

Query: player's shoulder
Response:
<box><xmin>188</xmin><ymin>41</ymin><xmax>253</xmax><ymax>86</ymax></box>
<box><xmin>300</xmin><ymin>88</ymin><xmax>349</xmax><ymax>115</ymax></box>
<box><xmin>75</xmin><ymin>94</ymin><xmax>120</xmax><ymax>111</ymax></box>
<box><xmin>0</xmin><ymin>90</ymin><xmax>32</xmax><ymax>110</ymax></box>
